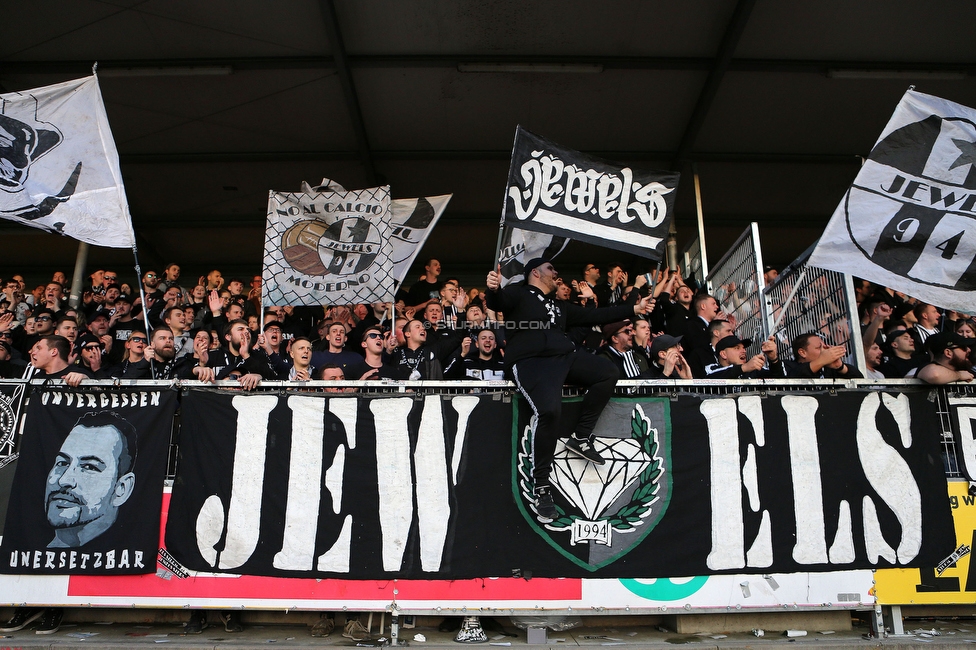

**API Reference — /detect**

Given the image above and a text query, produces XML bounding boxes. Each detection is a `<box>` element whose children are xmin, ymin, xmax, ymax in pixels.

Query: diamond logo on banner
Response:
<box><xmin>551</xmin><ymin>438</ymin><xmax>650</xmax><ymax>520</ymax></box>
<box><xmin>514</xmin><ymin>401</ymin><xmax>672</xmax><ymax>571</ymax></box>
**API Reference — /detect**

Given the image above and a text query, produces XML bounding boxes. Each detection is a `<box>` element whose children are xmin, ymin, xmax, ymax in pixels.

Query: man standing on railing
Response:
<box><xmin>785</xmin><ymin>333</ymin><xmax>863</xmax><ymax>379</ymax></box>
<box><xmin>485</xmin><ymin>258</ymin><xmax>652</xmax><ymax>522</ymax></box>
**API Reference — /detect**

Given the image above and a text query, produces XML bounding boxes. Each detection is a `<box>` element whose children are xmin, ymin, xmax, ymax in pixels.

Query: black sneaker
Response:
<box><xmin>564</xmin><ymin>436</ymin><xmax>605</xmax><ymax>465</ymax></box>
<box><xmin>34</xmin><ymin>608</ymin><xmax>63</xmax><ymax>635</ymax></box>
<box><xmin>0</xmin><ymin>607</ymin><xmax>42</xmax><ymax>632</ymax></box>
<box><xmin>221</xmin><ymin>611</ymin><xmax>243</xmax><ymax>633</ymax></box>
<box><xmin>183</xmin><ymin>611</ymin><xmax>207</xmax><ymax>635</ymax></box>
<box><xmin>534</xmin><ymin>486</ymin><xmax>558</xmax><ymax>522</ymax></box>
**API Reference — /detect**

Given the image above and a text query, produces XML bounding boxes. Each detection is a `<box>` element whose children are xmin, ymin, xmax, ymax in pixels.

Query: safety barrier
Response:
<box><xmin>704</xmin><ymin>223</ymin><xmax>767</xmax><ymax>357</ymax></box>
<box><xmin>1</xmin><ymin>378</ymin><xmax>966</xmax><ymax>480</ymax></box>
<box><xmin>0</xmin><ymin>378</ymin><xmax>968</xmax><ymax>618</ymax></box>
<box><xmin>763</xmin><ymin>244</ymin><xmax>866</xmax><ymax>373</ymax></box>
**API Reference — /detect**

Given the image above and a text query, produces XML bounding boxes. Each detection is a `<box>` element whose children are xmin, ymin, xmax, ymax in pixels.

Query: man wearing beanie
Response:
<box><xmin>485</xmin><ymin>258</ymin><xmax>653</xmax><ymax>522</ymax></box>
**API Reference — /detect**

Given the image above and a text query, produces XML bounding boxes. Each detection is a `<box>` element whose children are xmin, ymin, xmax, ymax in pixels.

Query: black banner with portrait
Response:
<box><xmin>0</xmin><ymin>386</ymin><xmax>176</xmax><ymax>574</ymax></box>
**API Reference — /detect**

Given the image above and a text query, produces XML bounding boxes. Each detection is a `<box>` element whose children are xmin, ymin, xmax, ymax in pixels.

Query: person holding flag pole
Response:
<box><xmin>485</xmin><ymin>259</ymin><xmax>654</xmax><ymax>522</ymax></box>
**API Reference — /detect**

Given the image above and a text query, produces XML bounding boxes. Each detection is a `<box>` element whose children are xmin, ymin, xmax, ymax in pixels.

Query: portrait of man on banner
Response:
<box><xmin>44</xmin><ymin>412</ymin><xmax>138</xmax><ymax>548</ymax></box>
<box><xmin>0</xmin><ymin>388</ymin><xmax>175</xmax><ymax>575</ymax></box>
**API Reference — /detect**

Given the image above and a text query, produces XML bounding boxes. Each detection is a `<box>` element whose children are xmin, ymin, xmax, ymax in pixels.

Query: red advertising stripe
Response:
<box><xmin>68</xmin><ymin>493</ymin><xmax>581</xmax><ymax>601</ymax></box>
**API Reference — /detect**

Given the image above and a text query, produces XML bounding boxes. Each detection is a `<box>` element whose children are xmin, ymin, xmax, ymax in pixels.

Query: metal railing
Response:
<box><xmin>2</xmin><ymin>378</ymin><xmax>965</xmax><ymax>480</ymax></box>
<box><xmin>762</xmin><ymin>243</ymin><xmax>866</xmax><ymax>372</ymax></box>
<box><xmin>705</xmin><ymin>223</ymin><xmax>768</xmax><ymax>357</ymax></box>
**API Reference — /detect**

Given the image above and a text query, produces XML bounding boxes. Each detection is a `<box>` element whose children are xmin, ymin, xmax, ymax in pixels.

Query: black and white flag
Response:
<box><xmin>503</xmin><ymin>127</ymin><xmax>679</xmax><ymax>261</ymax></box>
<box><xmin>809</xmin><ymin>90</ymin><xmax>976</xmax><ymax>311</ymax></box>
<box><xmin>300</xmin><ymin>179</ymin><xmax>451</xmax><ymax>288</ymax></box>
<box><xmin>263</xmin><ymin>185</ymin><xmax>395</xmax><ymax>306</ymax></box>
<box><xmin>0</xmin><ymin>76</ymin><xmax>135</xmax><ymax>247</ymax></box>
<box><xmin>0</xmin><ymin>387</ymin><xmax>176</xmax><ymax>574</ymax></box>
<box><xmin>498</xmin><ymin>225</ymin><xmax>570</xmax><ymax>287</ymax></box>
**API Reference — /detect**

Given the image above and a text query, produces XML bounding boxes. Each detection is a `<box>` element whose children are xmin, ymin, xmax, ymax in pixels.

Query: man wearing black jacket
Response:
<box><xmin>485</xmin><ymin>258</ymin><xmax>651</xmax><ymax>522</ymax></box>
<box><xmin>388</xmin><ymin>318</ymin><xmax>467</xmax><ymax>380</ymax></box>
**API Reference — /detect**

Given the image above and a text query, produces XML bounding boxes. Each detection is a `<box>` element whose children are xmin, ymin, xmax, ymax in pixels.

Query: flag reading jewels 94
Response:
<box><xmin>808</xmin><ymin>90</ymin><xmax>976</xmax><ymax>312</ymax></box>
<box><xmin>263</xmin><ymin>185</ymin><xmax>395</xmax><ymax>306</ymax></box>
<box><xmin>503</xmin><ymin>127</ymin><xmax>679</xmax><ymax>261</ymax></box>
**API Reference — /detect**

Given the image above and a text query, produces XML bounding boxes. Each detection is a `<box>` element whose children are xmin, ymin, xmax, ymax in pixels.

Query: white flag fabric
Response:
<box><xmin>0</xmin><ymin>76</ymin><xmax>134</xmax><ymax>248</ymax></box>
<box><xmin>263</xmin><ymin>185</ymin><xmax>395</xmax><ymax>306</ymax></box>
<box><xmin>498</xmin><ymin>226</ymin><xmax>570</xmax><ymax>287</ymax></box>
<box><xmin>301</xmin><ymin>178</ymin><xmax>451</xmax><ymax>287</ymax></box>
<box><xmin>808</xmin><ymin>90</ymin><xmax>976</xmax><ymax>312</ymax></box>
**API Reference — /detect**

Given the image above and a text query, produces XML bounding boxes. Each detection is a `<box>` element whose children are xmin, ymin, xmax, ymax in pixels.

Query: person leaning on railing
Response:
<box><xmin>785</xmin><ymin>332</ymin><xmax>863</xmax><ymax>379</ymax></box>
<box><xmin>917</xmin><ymin>332</ymin><xmax>975</xmax><ymax>385</ymax></box>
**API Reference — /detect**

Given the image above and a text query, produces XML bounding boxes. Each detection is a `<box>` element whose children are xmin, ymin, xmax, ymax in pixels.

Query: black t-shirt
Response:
<box><xmin>408</xmin><ymin>280</ymin><xmax>442</xmax><ymax>307</ymax></box>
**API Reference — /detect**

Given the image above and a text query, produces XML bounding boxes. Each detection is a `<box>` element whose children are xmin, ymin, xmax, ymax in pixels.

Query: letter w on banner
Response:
<box><xmin>0</xmin><ymin>75</ymin><xmax>135</xmax><ymax>248</ymax></box>
<box><xmin>809</xmin><ymin>90</ymin><xmax>976</xmax><ymax>312</ymax></box>
<box><xmin>263</xmin><ymin>185</ymin><xmax>396</xmax><ymax>306</ymax></box>
<box><xmin>503</xmin><ymin>126</ymin><xmax>680</xmax><ymax>262</ymax></box>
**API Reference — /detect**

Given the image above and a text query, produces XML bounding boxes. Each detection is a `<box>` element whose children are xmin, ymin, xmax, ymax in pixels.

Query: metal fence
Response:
<box><xmin>705</xmin><ymin>223</ymin><xmax>767</xmax><ymax>357</ymax></box>
<box><xmin>762</xmin><ymin>243</ymin><xmax>866</xmax><ymax>372</ymax></box>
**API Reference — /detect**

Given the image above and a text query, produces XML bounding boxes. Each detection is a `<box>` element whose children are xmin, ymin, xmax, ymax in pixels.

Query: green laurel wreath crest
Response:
<box><xmin>521</xmin><ymin>406</ymin><xmax>662</xmax><ymax>532</ymax></box>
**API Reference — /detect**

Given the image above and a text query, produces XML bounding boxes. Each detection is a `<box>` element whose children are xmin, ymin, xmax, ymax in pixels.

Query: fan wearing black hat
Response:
<box><xmin>878</xmin><ymin>325</ymin><xmax>924</xmax><ymax>378</ymax></box>
<box><xmin>704</xmin><ymin>336</ymin><xmax>784</xmax><ymax>379</ymax></box>
<box><xmin>486</xmin><ymin>259</ymin><xmax>653</xmax><ymax>522</ymax></box>
<box><xmin>598</xmin><ymin>320</ymin><xmax>648</xmax><ymax>379</ymax></box>
<box><xmin>643</xmin><ymin>334</ymin><xmax>693</xmax><ymax>379</ymax></box>
<box><xmin>917</xmin><ymin>332</ymin><xmax>975</xmax><ymax>385</ymax></box>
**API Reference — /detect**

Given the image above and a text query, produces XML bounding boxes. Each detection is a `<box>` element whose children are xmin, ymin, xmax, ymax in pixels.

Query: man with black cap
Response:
<box><xmin>644</xmin><ymin>334</ymin><xmax>693</xmax><ymax>379</ymax></box>
<box><xmin>486</xmin><ymin>258</ymin><xmax>652</xmax><ymax>522</ymax></box>
<box><xmin>878</xmin><ymin>325</ymin><xmax>924</xmax><ymax>378</ymax></box>
<box><xmin>705</xmin><ymin>335</ymin><xmax>784</xmax><ymax>379</ymax></box>
<box><xmin>917</xmin><ymin>332</ymin><xmax>975</xmax><ymax>385</ymax></box>
<box><xmin>598</xmin><ymin>320</ymin><xmax>648</xmax><ymax>379</ymax></box>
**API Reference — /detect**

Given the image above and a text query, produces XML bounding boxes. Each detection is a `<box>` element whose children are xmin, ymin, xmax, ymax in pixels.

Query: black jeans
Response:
<box><xmin>511</xmin><ymin>351</ymin><xmax>619</xmax><ymax>488</ymax></box>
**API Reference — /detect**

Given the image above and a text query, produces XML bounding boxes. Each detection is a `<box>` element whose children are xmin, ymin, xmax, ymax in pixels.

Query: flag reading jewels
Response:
<box><xmin>263</xmin><ymin>185</ymin><xmax>395</xmax><ymax>306</ymax></box>
<box><xmin>0</xmin><ymin>75</ymin><xmax>135</xmax><ymax>247</ymax></box>
<box><xmin>808</xmin><ymin>90</ymin><xmax>976</xmax><ymax>313</ymax></box>
<box><xmin>502</xmin><ymin>126</ymin><xmax>679</xmax><ymax>261</ymax></box>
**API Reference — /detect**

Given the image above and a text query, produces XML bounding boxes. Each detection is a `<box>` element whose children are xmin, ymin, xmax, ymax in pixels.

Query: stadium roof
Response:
<box><xmin>3</xmin><ymin>0</ymin><xmax>976</xmax><ymax>284</ymax></box>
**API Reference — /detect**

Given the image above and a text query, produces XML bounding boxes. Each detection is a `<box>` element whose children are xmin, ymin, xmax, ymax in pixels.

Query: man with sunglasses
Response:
<box><xmin>109</xmin><ymin>330</ymin><xmax>149</xmax><ymax>378</ymax></box>
<box><xmin>22</xmin><ymin>307</ymin><xmax>56</xmax><ymax>355</ymax></box>
<box><xmin>347</xmin><ymin>326</ymin><xmax>395</xmax><ymax>380</ymax></box>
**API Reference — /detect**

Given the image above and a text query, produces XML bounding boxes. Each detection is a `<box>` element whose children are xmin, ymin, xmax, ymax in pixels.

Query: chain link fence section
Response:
<box><xmin>705</xmin><ymin>223</ymin><xmax>767</xmax><ymax>357</ymax></box>
<box><xmin>762</xmin><ymin>244</ymin><xmax>865</xmax><ymax>373</ymax></box>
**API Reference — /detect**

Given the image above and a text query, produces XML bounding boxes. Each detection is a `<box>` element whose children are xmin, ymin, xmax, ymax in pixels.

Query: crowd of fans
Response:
<box><xmin>0</xmin><ymin>258</ymin><xmax>972</xmax><ymax>388</ymax></box>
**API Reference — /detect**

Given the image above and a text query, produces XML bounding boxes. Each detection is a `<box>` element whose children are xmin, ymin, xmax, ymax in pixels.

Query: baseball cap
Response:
<box><xmin>927</xmin><ymin>331</ymin><xmax>976</xmax><ymax>356</ymax></box>
<box><xmin>715</xmin><ymin>335</ymin><xmax>753</xmax><ymax>353</ymax></box>
<box><xmin>77</xmin><ymin>332</ymin><xmax>103</xmax><ymax>349</ymax></box>
<box><xmin>523</xmin><ymin>257</ymin><xmax>549</xmax><ymax>278</ymax></box>
<box><xmin>650</xmin><ymin>334</ymin><xmax>683</xmax><ymax>355</ymax></box>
